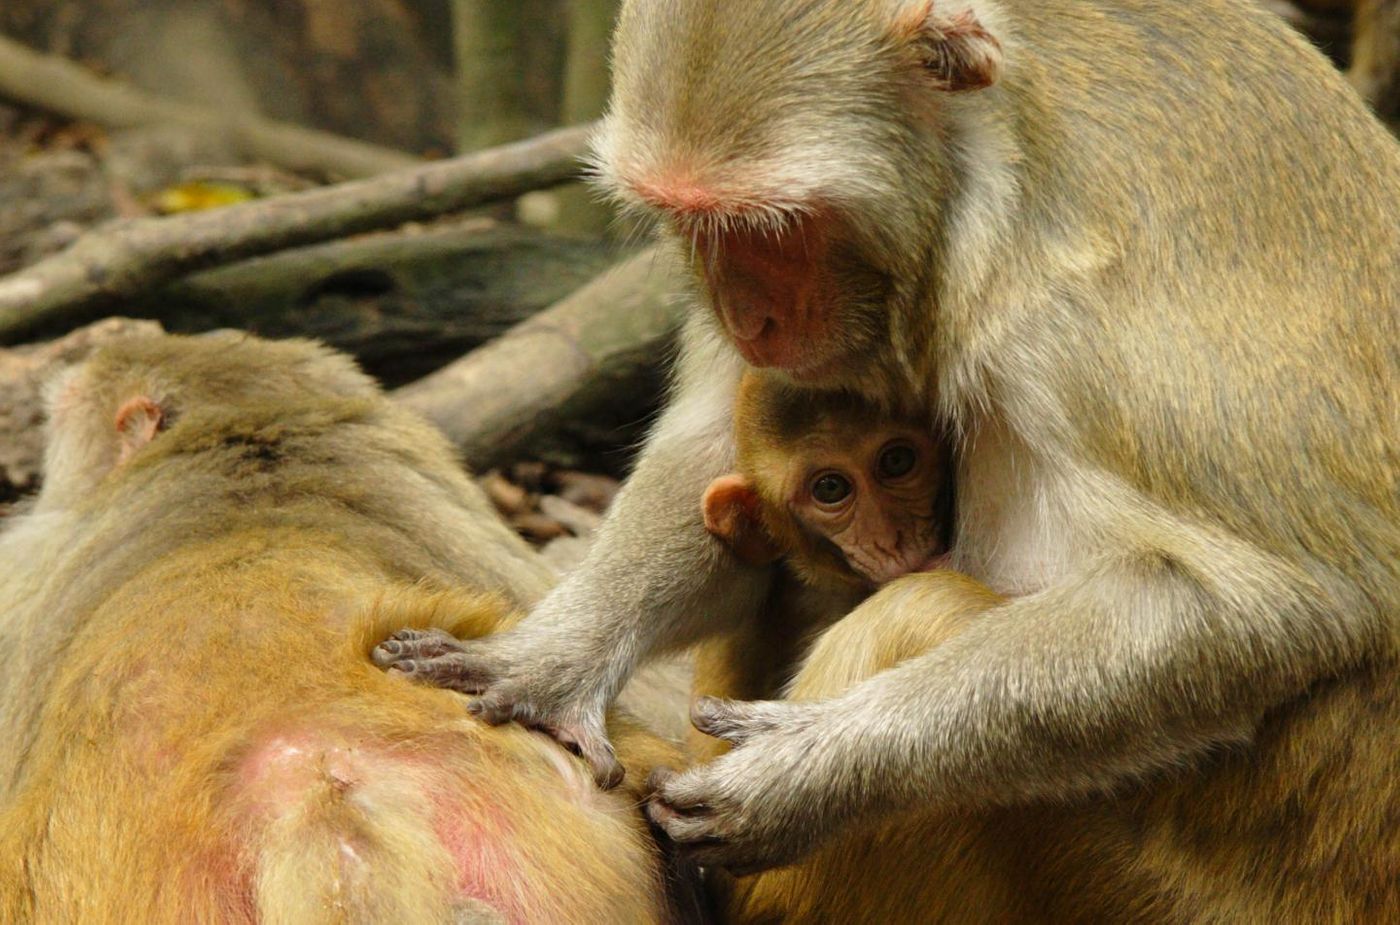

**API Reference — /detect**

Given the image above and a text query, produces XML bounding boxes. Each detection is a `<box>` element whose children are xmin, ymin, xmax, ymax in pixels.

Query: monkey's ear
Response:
<box><xmin>702</xmin><ymin>475</ymin><xmax>783</xmax><ymax>566</ymax></box>
<box><xmin>897</xmin><ymin>2</ymin><xmax>1002</xmax><ymax>92</ymax></box>
<box><xmin>113</xmin><ymin>395</ymin><xmax>166</xmax><ymax>464</ymax></box>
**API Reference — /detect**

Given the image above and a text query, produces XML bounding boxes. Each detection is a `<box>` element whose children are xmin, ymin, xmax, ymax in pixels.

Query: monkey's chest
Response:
<box><xmin>951</xmin><ymin>416</ymin><xmax>1085</xmax><ymax>597</ymax></box>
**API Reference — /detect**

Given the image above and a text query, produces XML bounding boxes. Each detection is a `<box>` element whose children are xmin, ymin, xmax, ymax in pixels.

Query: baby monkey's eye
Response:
<box><xmin>811</xmin><ymin>472</ymin><xmax>853</xmax><ymax>505</ymax></box>
<box><xmin>877</xmin><ymin>442</ymin><xmax>918</xmax><ymax>480</ymax></box>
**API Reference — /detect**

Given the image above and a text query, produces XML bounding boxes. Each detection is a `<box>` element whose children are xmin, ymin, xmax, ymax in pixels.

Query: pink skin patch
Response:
<box><xmin>698</xmin><ymin>217</ymin><xmax>835</xmax><ymax>371</ymax></box>
<box><xmin>433</xmin><ymin>795</ymin><xmax>525</xmax><ymax>918</ymax></box>
<box><xmin>226</xmin><ymin>725</ymin><xmax>609</xmax><ymax>924</ymax></box>
<box><xmin>631</xmin><ymin>175</ymin><xmax>733</xmax><ymax>217</ymax></box>
<box><xmin>231</xmin><ymin>729</ymin><xmax>531</xmax><ymax>920</ymax></box>
<box><xmin>628</xmin><ymin>173</ymin><xmax>837</xmax><ymax>373</ymax></box>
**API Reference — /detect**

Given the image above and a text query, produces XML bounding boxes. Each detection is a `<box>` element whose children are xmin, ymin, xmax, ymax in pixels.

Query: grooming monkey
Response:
<box><xmin>0</xmin><ymin>333</ymin><xmax>701</xmax><ymax>924</ymax></box>
<box><xmin>378</xmin><ymin>0</ymin><xmax>1400</xmax><ymax>917</ymax></box>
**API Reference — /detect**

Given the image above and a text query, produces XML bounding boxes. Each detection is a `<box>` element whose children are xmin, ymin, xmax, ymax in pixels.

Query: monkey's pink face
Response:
<box><xmin>686</xmin><ymin>212</ymin><xmax>884</xmax><ymax>378</ymax></box>
<box><xmin>614</xmin><ymin>165</ymin><xmax>887</xmax><ymax>377</ymax></box>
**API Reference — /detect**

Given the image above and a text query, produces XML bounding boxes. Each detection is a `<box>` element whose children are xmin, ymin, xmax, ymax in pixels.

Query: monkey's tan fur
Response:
<box><xmin>0</xmin><ymin>334</ymin><xmax>685</xmax><ymax>924</ymax></box>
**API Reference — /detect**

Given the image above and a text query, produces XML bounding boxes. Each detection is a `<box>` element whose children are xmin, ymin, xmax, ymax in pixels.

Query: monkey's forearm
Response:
<box><xmin>833</xmin><ymin>533</ymin><xmax>1378</xmax><ymax>811</ymax></box>
<box><xmin>518</xmin><ymin>316</ymin><xmax>771</xmax><ymax>697</ymax></box>
<box><xmin>525</xmin><ymin>447</ymin><xmax>772</xmax><ymax>695</ymax></box>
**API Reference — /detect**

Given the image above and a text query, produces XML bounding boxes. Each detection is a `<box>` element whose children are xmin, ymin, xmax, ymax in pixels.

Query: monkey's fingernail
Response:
<box><xmin>646</xmin><ymin>767</ymin><xmax>676</xmax><ymax>792</ymax></box>
<box><xmin>380</xmin><ymin>641</ymin><xmax>401</xmax><ymax>654</ymax></box>
<box><xmin>466</xmin><ymin>700</ymin><xmax>483</xmax><ymax>715</ymax></box>
<box><xmin>600</xmin><ymin>763</ymin><xmax>625</xmax><ymax>790</ymax></box>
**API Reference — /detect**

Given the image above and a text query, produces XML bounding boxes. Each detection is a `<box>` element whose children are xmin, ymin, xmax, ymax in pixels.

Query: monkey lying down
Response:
<box><xmin>0</xmin><ymin>332</ymin><xmax>701</xmax><ymax>924</ymax></box>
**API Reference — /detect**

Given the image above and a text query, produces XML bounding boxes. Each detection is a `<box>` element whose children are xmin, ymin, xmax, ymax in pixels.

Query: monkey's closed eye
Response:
<box><xmin>877</xmin><ymin>443</ymin><xmax>918</xmax><ymax>480</ymax></box>
<box><xmin>811</xmin><ymin>472</ymin><xmax>853</xmax><ymax>506</ymax></box>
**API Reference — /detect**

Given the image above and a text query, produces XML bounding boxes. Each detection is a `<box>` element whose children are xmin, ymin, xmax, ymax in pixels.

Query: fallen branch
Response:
<box><xmin>0</xmin><ymin>33</ymin><xmax>419</xmax><ymax>179</ymax></box>
<box><xmin>0</xmin><ymin>123</ymin><xmax>595</xmax><ymax>345</ymax></box>
<box><xmin>133</xmin><ymin>220</ymin><xmax>621</xmax><ymax>386</ymax></box>
<box><xmin>395</xmin><ymin>246</ymin><xmax>685</xmax><ymax>471</ymax></box>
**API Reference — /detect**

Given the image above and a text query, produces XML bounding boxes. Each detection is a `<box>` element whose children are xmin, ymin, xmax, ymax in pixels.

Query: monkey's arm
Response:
<box><xmin>377</xmin><ymin>315</ymin><xmax>773</xmax><ymax>785</ymax></box>
<box><xmin>650</xmin><ymin>517</ymin><xmax>1379</xmax><ymax>871</ymax></box>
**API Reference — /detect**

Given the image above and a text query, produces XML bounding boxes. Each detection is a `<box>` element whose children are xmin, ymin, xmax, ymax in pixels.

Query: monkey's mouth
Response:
<box><xmin>850</xmin><ymin>544</ymin><xmax>951</xmax><ymax>586</ymax></box>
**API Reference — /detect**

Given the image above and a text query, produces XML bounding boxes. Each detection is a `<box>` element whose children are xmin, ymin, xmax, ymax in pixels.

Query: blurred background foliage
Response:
<box><xmin>0</xmin><ymin>0</ymin><xmax>620</xmax><ymax>232</ymax></box>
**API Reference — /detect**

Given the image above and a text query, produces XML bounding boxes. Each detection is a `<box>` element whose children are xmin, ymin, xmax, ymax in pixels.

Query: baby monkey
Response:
<box><xmin>703</xmin><ymin>370</ymin><xmax>955</xmax><ymax>591</ymax></box>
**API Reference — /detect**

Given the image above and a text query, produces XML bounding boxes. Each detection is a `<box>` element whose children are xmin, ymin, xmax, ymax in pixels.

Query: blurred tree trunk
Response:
<box><xmin>0</xmin><ymin>0</ymin><xmax>459</xmax><ymax>155</ymax></box>
<box><xmin>551</xmin><ymin>0</ymin><xmax>620</xmax><ymax>235</ymax></box>
<box><xmin>1353</xmin><ymin>0</ymin><xmax>1400</xmax><ymax>130</ymax></box>
<box><xmin>452</xmin><ymin>0</ymin><xmax>535</xmax><ymax>152</ymax></box>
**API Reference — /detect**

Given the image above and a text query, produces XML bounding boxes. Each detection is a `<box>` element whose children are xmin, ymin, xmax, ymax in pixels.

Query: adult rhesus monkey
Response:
<box><xmin>0</xmin><ymin>333</ymin><xmax>702</xmax><ymax>924</ymax></box>
<box><xmin>379</xmin><ymin>0</ymin><xmax>1400</xmax><ymax>913</ymax></box>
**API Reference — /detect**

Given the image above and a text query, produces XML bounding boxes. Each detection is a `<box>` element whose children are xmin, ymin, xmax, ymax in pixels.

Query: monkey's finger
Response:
<box><xmin>388</xmin><ymin>627</ymin><xmax>460</xmax><ymax>647</ymax></box>
<box><xmin>645</xmin><ymin>766</ymin><xmax>678</xmax><ymax>796</ymax></box>
<box><xmin>387</xmin><ymin>653</ymin><xmax>496</xmax><ymax>692</ymax></box>
<box><xmin>466</xmin><ymin>689</ymin><xmax>517</xmax><ymax>724</ymax></box>
<box><xmin>648</xmin><ymin>801</ymin><xmax>725</xmax><ymax>845</ymax></box>
<box><xmin>369</xmin><ymin>638</ymin><xmax>450</xmax><ymax>666</ymax></box>
<box><xmin>385</xmin><ymin>627</ymin><xmax>439</xmax><ymax>642</ymax></box>
<box><xmin>646</xmin><ymin>794</ymin><xmax>709</xmax><ymax>830</ymax></box>
<box><xmin>651</xmin><ymin>770</ymin><xmax>718</xmax><ymax>817</ymax></box>
<box><xmin>371</xmin><ymin>631</ymin><xmax>462</xmax><ymax>668</ymax></box>
<box><xmin>650</xmin><ymin>806</ymin><xmax>772</xmax><ymax>874</ymax></box>
<box><xmin>690</xmin><ymin>697</ymin><xmax>783</xmax><ymax>745</ymax></box>
<box><xmin>553</xmin><ymin>723</ymin><xmax>624</xmax><ymax>790</ymax></box>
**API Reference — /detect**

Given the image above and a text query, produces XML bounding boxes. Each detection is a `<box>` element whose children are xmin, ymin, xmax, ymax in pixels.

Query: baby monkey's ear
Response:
<box><xmin>702</xmin><ymin>475</ymin><xmax>784</xmax><ymax>566</ymax></box>
<box><xmin>114</xmin><ymin>395</ymin><xmax>167</xmax><ymax>464</ymax></box>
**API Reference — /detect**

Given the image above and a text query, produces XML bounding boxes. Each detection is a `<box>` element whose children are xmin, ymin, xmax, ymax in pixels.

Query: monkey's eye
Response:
<box><xmin>810</xmin><ymin>472</ymin><xmax>853</xmax><ymax>506</ymax></box>
<box><xmin>877</xmin><ymin>443</ymin><xmax>918</xmax><ymax>480</ymax></box>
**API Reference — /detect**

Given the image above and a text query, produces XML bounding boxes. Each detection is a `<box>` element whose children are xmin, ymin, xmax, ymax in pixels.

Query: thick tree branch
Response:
<box><xmin>395</xmin><ymin>246</ymin><xmax>685</xmax><ymax>471</ymax></box>
<box><xmin>0</xmin><ymin>32</ymin><xmax>420</xmax><ymax>179</ymax></box>
<box><xmin>0</xmin><ymin>123</ymin><xmax>595</xmax><ymax>345</ymax></box>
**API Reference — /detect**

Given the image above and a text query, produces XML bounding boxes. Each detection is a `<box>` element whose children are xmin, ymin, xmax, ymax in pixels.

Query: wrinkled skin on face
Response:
<box><xmin>703</xmin><ymin>388</ymin><xmax>953</xmax><ymax>591</ymax></box>
<box><xmin>688</xmin><ymin>213</ymin><xmax>897</xmax><ymax>383</ymax></box>
<box><xmin>782</xmin><ymin>426</ymin><xmax>950</xmax><ymax>585</ymax></box>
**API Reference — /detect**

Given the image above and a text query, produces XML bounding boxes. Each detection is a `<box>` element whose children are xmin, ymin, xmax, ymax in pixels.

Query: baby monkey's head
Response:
<box><xmin>704</xmin><ymin>371</ymin><xmax>953</xmax><ymax>590</ymax></box>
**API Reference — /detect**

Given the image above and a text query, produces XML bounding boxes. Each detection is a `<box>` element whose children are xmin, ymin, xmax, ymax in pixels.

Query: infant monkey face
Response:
<box><xmin>788</xmin><ymin>426</ymin><xmax>950</xmax><ymax>586</ymax></box>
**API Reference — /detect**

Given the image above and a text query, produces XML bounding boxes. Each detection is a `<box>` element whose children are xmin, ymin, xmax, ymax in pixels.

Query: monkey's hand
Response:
<box><xmin>646</xmin><ymin>697</ymin><xmax>857</xmax><ymax>875</ymax></box>
<box><xmin>372</xmin><ymin>627</ymin><xmax>622</xmax><ymax>788</ymax></box>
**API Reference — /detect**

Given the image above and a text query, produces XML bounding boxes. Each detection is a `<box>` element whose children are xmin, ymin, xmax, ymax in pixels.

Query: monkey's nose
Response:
<box><xmin>719</xmin><ymin>293</ymin><xmax>775</xmax><ymax>342</ymax></box>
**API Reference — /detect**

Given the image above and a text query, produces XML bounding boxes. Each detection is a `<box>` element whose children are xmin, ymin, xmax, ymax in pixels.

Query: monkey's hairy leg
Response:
<box><xmin>375</xmin><ymin>316</ymin><xmax>772</xmax><ymax>787</ymax></box>
<box><xmin>785</xmin><ymin>570</ymin><xmax>1003</xmax><ymax>701</ymax></box>
<box><xmin>650</xmin><ymin>522</ymin><xmax>1377</xmax><ymax>873</ymax></box>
